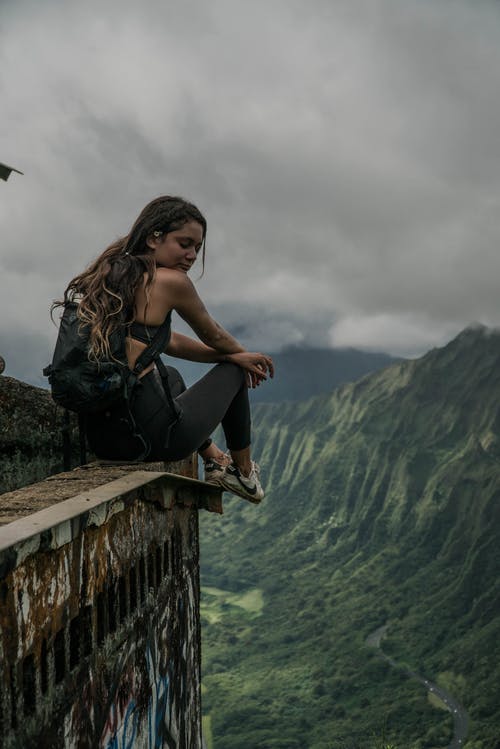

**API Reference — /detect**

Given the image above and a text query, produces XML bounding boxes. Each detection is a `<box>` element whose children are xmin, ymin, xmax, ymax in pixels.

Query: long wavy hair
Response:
<box><xmin>54</xmin><ymin>195</ymin><xmax>207</xmax><ymax>361</ymax></box>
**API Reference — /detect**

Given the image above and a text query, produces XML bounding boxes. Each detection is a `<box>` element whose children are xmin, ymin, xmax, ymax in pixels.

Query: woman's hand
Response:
<box><xmin>227</xmin><ymin>352</ymin><xmax>274</xmax><ymax>388</ymax></box>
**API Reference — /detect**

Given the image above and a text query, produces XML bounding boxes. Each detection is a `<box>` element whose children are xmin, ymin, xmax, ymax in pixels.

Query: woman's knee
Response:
<box><xmin>217</xmin><ymin>361</ymin><xmax>246</xmax><ymax>387</ymax></box>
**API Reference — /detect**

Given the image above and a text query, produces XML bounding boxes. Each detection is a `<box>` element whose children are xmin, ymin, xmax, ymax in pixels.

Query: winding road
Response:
<box><xmin>365</xmin><ymin>625</ymin><xmax>469</xmax><ymax>749</ymax></box>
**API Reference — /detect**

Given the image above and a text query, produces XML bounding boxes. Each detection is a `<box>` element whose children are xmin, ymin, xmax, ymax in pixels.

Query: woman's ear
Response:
<box><xmin>146</xmin><ymin>230</ymin><xmax>163</xmax><ymax>251</ymax></box>
<box><xmin>146</xmin><ymin>234</ymin><xmax>158</xmax><ymax>250</ymax></box>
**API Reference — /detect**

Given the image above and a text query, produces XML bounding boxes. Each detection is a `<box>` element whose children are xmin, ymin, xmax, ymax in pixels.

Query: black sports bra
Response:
<box><xmin>128</xmin><ymin>310</ymin><xmax>172</xmax><ymax>346</ymax></box>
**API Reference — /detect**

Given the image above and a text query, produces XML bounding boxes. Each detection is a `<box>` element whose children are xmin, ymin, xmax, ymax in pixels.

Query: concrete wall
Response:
<box><xmin>0</xmin><ymin>460</ymin><xmax>222</xmax><ymax>749</ymax></box>
<box><xmin>0</xmin><ymin>375</ymin><xmax>79</xmax><ymax>495</ymax></box>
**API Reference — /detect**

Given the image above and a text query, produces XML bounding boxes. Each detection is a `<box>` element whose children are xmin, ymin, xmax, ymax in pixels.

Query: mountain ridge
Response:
<box><xmin>172</xmin><ymin>344</ymin><xmax>400</xmax><ymax>403</ymax></box>
<box><xmin>200</xmin><ymin>325</ymin><xmax>500</xmax><ymax>748</ymax></box>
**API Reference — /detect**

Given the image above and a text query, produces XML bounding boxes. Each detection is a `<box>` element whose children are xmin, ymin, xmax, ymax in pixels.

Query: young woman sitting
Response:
<box><xmin>56</xmin><ymin>195</ymin><xmax>274</xmax><ymax>502</ymax></box>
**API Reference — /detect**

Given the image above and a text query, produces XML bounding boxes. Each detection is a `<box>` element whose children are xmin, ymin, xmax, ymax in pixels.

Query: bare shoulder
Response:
<box><xmin>154</xmin><ymin>267</ymin><xmax>194</xmax><ymax>290</ymax></box>
<box><xmin>135</xmin><ymin>269</ymin><xmax>200</xmax><ymax>325</ymax></box>
<box><xmin>151</xmin><ymin>268</ymin><xmax>200</xmax><ymax>303</ymax></box>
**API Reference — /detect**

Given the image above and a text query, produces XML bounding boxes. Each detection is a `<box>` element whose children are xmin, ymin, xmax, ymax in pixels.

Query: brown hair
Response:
<box><xmin>54</xmin><ymin>196</ymin><xmax>207</xmax><ymax>360</ymax></box>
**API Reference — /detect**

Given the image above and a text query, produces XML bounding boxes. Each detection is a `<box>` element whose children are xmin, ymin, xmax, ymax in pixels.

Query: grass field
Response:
<box><xmin>201</xmin><ymin>586</ymin><xmax>264</xmax><ymax>623</ymax></box>
<box><xmin>201</xmin><ymin>585</ymin><xmax>264</xmax><ymax>747</ymax></box>
<box><xmin>202</xmin><ymin>714</ymin><xmax>214</xmax><ymax>749</ymax></box>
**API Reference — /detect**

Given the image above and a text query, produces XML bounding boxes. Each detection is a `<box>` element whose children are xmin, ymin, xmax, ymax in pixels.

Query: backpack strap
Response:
<box><xmin>128</xmin><ymin>316</ymin><xmax>182</xmax><ymax>444</ymax></box>
<box><xmin>155</xmin><ymin>357</ymin><xmax>182</xmax><ymax>443</ymax></box>
<box><xmin>130</xmin><ymin>315</ymin><xmax>173</xmax><ymax>375</ymax></box>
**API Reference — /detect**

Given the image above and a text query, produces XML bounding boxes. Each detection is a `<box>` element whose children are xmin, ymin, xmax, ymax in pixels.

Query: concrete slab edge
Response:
<box><xmin>0</xmin><ymin>470</ymin><xmax>222</xmax><ymax>576</ymax></box>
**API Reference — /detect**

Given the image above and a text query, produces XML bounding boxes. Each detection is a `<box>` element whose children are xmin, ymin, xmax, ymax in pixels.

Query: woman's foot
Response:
<box><xmin>202</xmin><ymin>446</ymin><xmax>231</xmax><ymax>485</ymax></box>
<box><xmin>204</xmin><ymin>457</ymin><xmax>227</xmax><ymax>484</ymax></box>
<box><xmin>218</xmin><ymin>461</ymin><xmax>264</xmax><ymax>503</ymax></box>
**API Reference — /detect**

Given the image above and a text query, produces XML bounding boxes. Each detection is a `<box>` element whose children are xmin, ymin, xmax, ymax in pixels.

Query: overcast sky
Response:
<box><xmin>2</xmin><ymin>0</ymin><xmax>500</xmax><ymax>385</ymax></box>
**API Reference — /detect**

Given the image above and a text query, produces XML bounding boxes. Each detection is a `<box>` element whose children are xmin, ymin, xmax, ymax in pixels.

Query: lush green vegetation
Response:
<box><xmin>200</xmin><ymin>327</ymin><xmax>500</xmax><ymax>748</ymax></box>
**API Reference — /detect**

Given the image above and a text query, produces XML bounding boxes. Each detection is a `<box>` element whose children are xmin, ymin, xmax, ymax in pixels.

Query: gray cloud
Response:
<box><xmin>2</xmin><ymin>0</ymin><xmax>500</xmax><ymax>384</ymax></box>
<box><xmin>0</xmin><ymin>329</ymin><xmax>54</xmax><ymax>387</ymax></box>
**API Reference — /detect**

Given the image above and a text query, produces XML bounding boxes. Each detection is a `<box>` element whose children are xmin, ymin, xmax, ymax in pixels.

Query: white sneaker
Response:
<box><xmin>218</xmin><ymin>461</ymin><xmax>264</xmax><ymax>503</ymax></box>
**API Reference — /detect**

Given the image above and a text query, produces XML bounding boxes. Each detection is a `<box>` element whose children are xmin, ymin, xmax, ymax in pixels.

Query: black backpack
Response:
<box><xmin>44</xmin><ymin>302</ymin><xmax>176</xmax><ymax>460</ymax></box>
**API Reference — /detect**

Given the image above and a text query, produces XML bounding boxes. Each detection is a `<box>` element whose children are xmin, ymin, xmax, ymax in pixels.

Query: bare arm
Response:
<box><xmin>160</xmin><ymin>270</ymin><xmax>245</xmax><ymax>353</ymax></box>
<box><xmin>158</xmin><ymin>270</ymin><xmax>274</xmax><ymax>386</ymax></box>
<box><xmin>165</xmin><ymin>332</ymin><xmax>230</xmax><ymax>363</ymax></box>
<box><xmin>166</xmin><ymin>332</ymin><xmax>274</xmax><ymax>387</ymax></box>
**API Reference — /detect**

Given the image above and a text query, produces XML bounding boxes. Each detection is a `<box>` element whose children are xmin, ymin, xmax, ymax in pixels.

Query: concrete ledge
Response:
<box><xmin>0</xmin><ymin>458</ymin><xmax>224</xmax><ymax>524</ymax></box>
<box><xmin>0</xmin><ymin>464</ymin><xmax>223</xmax><ymax>577</ymax></box>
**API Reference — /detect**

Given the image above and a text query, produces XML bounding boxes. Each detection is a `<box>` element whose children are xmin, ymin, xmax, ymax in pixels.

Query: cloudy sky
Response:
<box><xmin>2</xmin><ymin>0</ymin><xmax>500</xmax><ymax>385</ymax></box>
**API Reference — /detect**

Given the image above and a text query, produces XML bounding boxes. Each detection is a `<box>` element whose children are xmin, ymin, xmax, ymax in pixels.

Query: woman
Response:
<box><xmin>58</xmin><ymin>195</ymin><xmax>274</xmax><ymax>502</ymax></box>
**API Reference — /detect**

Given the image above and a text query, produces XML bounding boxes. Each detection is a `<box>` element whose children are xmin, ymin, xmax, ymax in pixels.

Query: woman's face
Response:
<box><xmin>148</xmin><ymin>220</ymin><xmax>204</xmax><ymax>272</ymax></box>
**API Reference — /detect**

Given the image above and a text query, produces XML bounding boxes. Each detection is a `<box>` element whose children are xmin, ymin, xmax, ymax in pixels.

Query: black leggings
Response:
<box><xmin>131</xmin><ymin>362</ymin><xmax>251</xmax><ymax>461</ymax></box>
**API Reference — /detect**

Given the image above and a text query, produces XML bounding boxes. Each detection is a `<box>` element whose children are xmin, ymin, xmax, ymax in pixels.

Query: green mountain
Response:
<box><xmin>249</xmin><ymin>346</ymin><xmax>400</xmax><ymax>404</ymax></box>
<box><xmin>199</xmin><ymin>325</ymin><xmax>500</xmax><ymax>749</ymax></box>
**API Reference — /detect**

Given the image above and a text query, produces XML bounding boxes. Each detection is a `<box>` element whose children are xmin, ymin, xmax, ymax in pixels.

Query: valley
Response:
<box><xmin>366</xmin><ymin>624</ymin><xmax>468</xmax><ymax>749</ymax></box>
<box><xmin>200</xmin><ymin>326</ymin><xmax>500</xmax><ymax>749</ymax></box>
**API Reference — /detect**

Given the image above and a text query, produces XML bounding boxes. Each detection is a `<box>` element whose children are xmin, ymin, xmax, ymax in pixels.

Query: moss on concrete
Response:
<box><xmin>0</xmin><ymin>376</ymin><xmax>79</xmax><ymax>494</ymax></box>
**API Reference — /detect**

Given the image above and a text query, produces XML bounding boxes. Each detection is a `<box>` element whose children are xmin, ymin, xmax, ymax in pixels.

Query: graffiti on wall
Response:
<box><xmin>0</xmin><ymin>482</ymin><xmax>203</xmax><ymax>749</ymax></box>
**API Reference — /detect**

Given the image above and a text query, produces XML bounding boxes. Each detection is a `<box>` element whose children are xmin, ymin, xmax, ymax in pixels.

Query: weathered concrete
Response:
<box><xmin>0</xmin><ymin>459</ymin><xmax>222</xmax><ymax>528</ymax></box>
<box><xmin>0</xmin><ymin>376</ymin><xmax>80</xmax><ymax>494</ymax></box>
<box><xmin>0</xmin><ymin>459</ymin><xmax>223</xmax><ymax>749</ymax></box>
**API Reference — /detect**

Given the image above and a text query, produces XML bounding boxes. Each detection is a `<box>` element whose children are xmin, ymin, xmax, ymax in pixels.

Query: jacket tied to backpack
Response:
<box><xmin>44</xmin><ymin>301</ymin><xmax>180</xmax><ymax>461</ymax></box>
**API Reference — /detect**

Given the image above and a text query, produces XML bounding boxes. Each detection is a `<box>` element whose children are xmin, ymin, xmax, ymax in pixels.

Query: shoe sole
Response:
<box><xmin>204</xmin><ymin>473</ymin><xmax>225</xmax><ymax>486</ymax></box>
